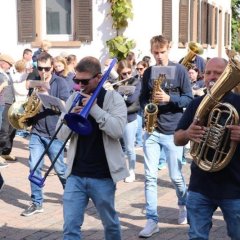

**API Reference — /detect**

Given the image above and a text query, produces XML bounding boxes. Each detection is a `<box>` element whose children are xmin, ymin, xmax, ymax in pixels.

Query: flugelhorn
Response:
<box><xmin>28</xmin><ymin>58</ymin><xmax>117</xmax><ymax>187</ymax></box>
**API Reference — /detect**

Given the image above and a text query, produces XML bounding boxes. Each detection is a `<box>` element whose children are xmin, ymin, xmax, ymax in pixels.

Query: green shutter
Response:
<box><xmin>17</xmin><ymin>0</ymin><xmax>36</xmax><ymax>43</ymax></box>
<box><xmin>74</xmin><ymin>0</ymin><xmax>93</xmax><ymax>41</ymax></box>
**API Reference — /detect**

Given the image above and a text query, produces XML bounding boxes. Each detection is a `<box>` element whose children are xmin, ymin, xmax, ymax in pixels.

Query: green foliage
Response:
<box><xmin>106</xmin><ymin>36</ymin><xmax>136</xmax><ymax>60</ymax></box>
<box><xmin>108</xmin><ymin>0</ymin><xmax>133</xmax><ymax>30</ymax></box>
<box><xmin>231</xmin><ymin>0</ymin><xmax>240</xmax><ymax>51</ymax></box>
<box><xmin>107</xmin><ymin>0</ymin><xmax>135</xmax><ymax>61</ymax></box>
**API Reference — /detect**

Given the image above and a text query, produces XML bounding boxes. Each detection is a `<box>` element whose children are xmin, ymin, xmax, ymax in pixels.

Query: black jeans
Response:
<box><xmin>0</xmin><ymin>104</ymin><xmax>16</xmax><ymax>155</ymax></box>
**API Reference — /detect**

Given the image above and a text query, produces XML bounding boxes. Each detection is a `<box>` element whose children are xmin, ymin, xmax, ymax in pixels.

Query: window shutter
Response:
<box><xmin>215</xmin><ymin>8</ymin><xmax>218</xmax><ymax>45</ymax></box>
<box><xmin>201</xmin><ymin>1</ymin><xmax>207</xmax><ymax>44</ymax></box>
<box><xmin>162</xmin><ymin>0</ymin><xmax>172</xmax><ymax>41</ymax></box>
<box><xmin>179</xmin><ymin>0</ymin><xmax>189</xmax><ymax>45</ymax></box>
<box><xmin>17</xmin><ymin>0</ymin><xmax>36</xmax><ymax>43</ymax></box>
<box><xmin>74</xmin><ymin>0</ymin><xmax>93</xmax><ymax>41</ymax></box>
<box><xmin>197</xmin><ymin>0</ymin><xmax>201</xmax><ymax>43</ymax></box>
<box><xmin>207</xmin><ymin>4</ymin><xmax>213</xmax><ymax>45</ymax></box>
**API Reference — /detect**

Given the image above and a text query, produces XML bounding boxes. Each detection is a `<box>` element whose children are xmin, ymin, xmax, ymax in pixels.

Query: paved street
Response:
<box><xmin>0</xmin><ymin>135</ymin><xmax>229</xmax><ymax>240</ymax></box>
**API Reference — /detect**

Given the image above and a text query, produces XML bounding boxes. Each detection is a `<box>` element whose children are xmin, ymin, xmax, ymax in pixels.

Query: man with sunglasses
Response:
<box><xmin>21</xmin><ymin>52</ymin><xmax>70</xmax><ymax>217</ymax></box>
<box><xmin>57</xmin><ymin>56</ymin><xmax>128</xmax><ymax>240</ymax></box>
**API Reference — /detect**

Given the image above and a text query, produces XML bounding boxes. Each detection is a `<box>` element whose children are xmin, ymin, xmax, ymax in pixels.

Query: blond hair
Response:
<box><xmin>53</xmin><ymin>56</ymin><xmax>70</xmax><ymax>77</ymax></box>
<box><xmin>15</xmin><ymin>59</ymin><xmax>26</xmax><ymax>73</ymax></box>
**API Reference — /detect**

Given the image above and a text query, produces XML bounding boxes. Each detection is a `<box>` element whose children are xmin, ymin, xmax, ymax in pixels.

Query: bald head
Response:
<box><xmin>204</xmin><ymin>57</ymin><xmax>228</xmax><ymax>89</ymax></box>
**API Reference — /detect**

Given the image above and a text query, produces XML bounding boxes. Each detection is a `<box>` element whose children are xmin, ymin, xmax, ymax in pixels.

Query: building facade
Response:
<box><xmin>0</xmin><ymin>0</ymin><xmax>232</xmax><ymax>63</ymax></box>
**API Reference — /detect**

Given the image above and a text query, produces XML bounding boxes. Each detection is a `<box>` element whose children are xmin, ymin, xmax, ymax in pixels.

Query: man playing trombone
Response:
<box><xmin>57</xmin><ymin>56</ymin><xmax>128</xmax><ymax>240</ymax></box>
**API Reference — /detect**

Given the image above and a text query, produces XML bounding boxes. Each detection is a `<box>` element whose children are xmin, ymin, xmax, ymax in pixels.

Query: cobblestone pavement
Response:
<box><xmin>0</xmin><ymin>136</ymin><xmax>229</xmax><ymax>240</ymax></box>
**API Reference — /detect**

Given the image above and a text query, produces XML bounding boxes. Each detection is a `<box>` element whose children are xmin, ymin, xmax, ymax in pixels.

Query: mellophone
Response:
<box><xmin>28</xmin><ymin>58</ymin><xmax>118</xmax><ymax>188</ymax></box>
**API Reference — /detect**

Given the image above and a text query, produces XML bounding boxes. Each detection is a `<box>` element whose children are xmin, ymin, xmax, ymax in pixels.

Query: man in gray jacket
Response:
<box><xmin>57</xmin><ymin>56</ymin><xmax>128</xmax><ymax>240</ymax></box>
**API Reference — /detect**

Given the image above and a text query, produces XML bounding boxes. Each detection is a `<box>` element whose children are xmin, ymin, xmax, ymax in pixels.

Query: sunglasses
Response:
<box><xmin>37</xmin><ymin>66</ymin><xmax>52</xmax><ymax>72</ymax></box>
<box><xmin>136</xmin><ymin>68</ymin><xmax>144</xmax><ymax>71</ymax></box>
<box><xmin>121</xmin><ymin>71</ymin><xmax>131</xmax><ymax>76</ymax></box>
<box><xmin>73</xmin><ymin>73</ymin><xmax>99</xmax><ymax>85</ymax></box>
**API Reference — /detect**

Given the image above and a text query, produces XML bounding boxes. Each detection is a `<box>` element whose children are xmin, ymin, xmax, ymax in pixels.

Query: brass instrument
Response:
<box><xmin>190</xmin><ymin>54</ymin><xmax>240</xmax><ymax>172</ymax></box>
<box><xmin>180</xmin><ymin>42</ymin><xmax>204</xmax><ymax>70</ymax></box>
<box><xmin>144</xmin><ymin>74</ymin><xmax>166</xmax><ymax>134</ymax></box>
<box><xmin>8</xmin><ymin>73</ymin><xmax>46</xmax><ymax>129</ymax></box>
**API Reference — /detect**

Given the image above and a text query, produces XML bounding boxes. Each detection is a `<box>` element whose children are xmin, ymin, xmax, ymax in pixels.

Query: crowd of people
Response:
<box><xmin>1</xmin><ymin>35</ymin><xmax>240</xmax><ymax>240</ymax></box>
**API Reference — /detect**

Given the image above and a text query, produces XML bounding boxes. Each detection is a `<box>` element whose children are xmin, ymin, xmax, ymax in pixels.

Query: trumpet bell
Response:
<box><xmin>64</xmin><ymin>113</ymin><xmax>92</xmax><ymax>135</ymax></box>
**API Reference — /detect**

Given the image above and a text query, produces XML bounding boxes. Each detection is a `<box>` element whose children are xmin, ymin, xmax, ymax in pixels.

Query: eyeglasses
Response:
<box><xmin>136</xmin><ymin>68</ymin><xmax>144</xmax><ymax>71</ymax></box>
<box><xmin>73</xmin><ymin>73</ymin><xmax>99</xmax><ymax>85</ymax></box>
<box><xmin>37</xmin><ymin>66</ymin><xmax>52</xmax><ymax>72</ymax></box>
<box><xmin>121</xmin><ymin>71</ymin><xmax>131</xmax><ymax>76</ymax></box>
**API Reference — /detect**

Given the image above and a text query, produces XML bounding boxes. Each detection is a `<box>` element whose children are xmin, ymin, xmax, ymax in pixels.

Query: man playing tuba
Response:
<box><xmin>174</xmin><ymin>57</ymin><xmax>240</xmax><ymax>239</ymax></box>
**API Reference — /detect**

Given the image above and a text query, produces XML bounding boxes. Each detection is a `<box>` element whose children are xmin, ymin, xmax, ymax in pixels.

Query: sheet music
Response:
<box><xmin>28</xmin><ymin>80</ymin><xmax>50</xmax><ymax>90</ymax></box>
<box><xmin>151</xmin><ymin>66</ymin><xmax>176</xmax><ymax>80</ymax></box>
<box><xmin>37</xmin><ymin>93</ymin><xmax>66</xmax><ymax>113</ymax></box>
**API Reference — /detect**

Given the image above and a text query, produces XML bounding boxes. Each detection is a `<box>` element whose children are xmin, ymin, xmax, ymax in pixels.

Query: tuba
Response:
<box><xmin>190</xmin><ymin>53</ymin><xmax>240</xmax><ymax>172</ymax></box>
<box><xmin>8</xmin><ymin>74</ymin><xmax>46</xmax><ymax>130</ymax></box>
<box><xmin>180</xmin><ymin>42</ymin><xmax>204</xmax><ymax>70</ymax></box>
<box><xmin>144</xmin><ymin>74</ymin><xmax>166</xmax><ymax>134</ymax></box>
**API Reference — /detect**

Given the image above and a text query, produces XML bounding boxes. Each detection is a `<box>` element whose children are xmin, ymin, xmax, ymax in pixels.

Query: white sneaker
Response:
<box><xmin>139</xmin><ymin>219</ymin><xmax>159</xmax><ymax>238</ymax></box>
<box><xmin>178</xmin><ymin>205</ymin><xmax>187</xmax><ymax>225</ymax></box>
<box><xmin>124</xmin><ymin>171</ymin><xmax>135</xmax><ymax>183</ymax></box>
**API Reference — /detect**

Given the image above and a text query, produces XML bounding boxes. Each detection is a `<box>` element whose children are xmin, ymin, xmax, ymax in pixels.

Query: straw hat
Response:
<box><xmin>0</xmin><ymin>54</ymin><xmax>15</xmax><ymax>66</ymax></box>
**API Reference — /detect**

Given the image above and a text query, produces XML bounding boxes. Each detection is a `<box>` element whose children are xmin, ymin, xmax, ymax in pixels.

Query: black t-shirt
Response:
<box><xmin>176</xmin><ymin>92</ymin><xmax>240</xmax><ymax>199</ymax></box>
<box><xmin>71</xmin><ymin>88</ymin><xmax>111</xmax><ymax>179</ymax></box>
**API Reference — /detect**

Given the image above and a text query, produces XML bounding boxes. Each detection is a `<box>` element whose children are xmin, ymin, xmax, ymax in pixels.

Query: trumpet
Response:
<box><xmin>28</xmin><ymin>58</ymin><xmax>118</xmax><ymax>187</ymax></box>
<box><xmin>111</xmin><ymin>74</ymin><xmax>139</xmax><ymax>86</ymax></box>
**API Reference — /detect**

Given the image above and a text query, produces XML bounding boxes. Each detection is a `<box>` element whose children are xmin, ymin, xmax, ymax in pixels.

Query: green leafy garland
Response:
<box><xmin>106</xmin><ymin>0</ymin><xmax>136</xmax><ymax>60</ymax></box>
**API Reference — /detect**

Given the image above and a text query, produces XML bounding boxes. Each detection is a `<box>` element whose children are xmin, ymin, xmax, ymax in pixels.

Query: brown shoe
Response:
<box><xmin>1</xmin><ymin>155</ymin><xmax>17</xmax><ymax>161</ymax></box>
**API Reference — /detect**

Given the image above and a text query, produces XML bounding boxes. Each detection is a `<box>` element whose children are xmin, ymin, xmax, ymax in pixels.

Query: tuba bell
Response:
<box><xmin>8</xmin><ymin>74</ymin><xmax>46</xmax><ymax>130</ymax></box>
<box><xmin>180</xmin><ymin>42</ymin><xmax>204</xmax><ymax>70</ymax></box>
<box><xmin>190</xmin><ymin>53</ymin><xmax>240</xmax><ymax>172</ymax></box>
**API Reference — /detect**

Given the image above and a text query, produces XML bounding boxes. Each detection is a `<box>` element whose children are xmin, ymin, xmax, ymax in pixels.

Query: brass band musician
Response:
<box><xmin>174</xmin><ymin>57</ymin><xmax>240</xmax><ymax>239</ymax></box>
<box><xmin>139</xmin><ymin>35</ymin><xmax>193</xmax><ymax>238</ymax></box>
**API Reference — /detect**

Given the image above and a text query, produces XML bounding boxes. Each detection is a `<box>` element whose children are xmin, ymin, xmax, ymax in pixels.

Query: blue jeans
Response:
<box><xmin>122</xmin><ymin>119</ymin><xmax>138</xmax><ymax>171</ymax></box>
<box><xmin>143</xmin><ymin>131</ymin><xmax>187</xmax><ymax>223</ymax></box>
<box><xmin>63</xmin><ymin>175</ymin><xmax>121</xmax><ymax>240</ymax></box>
<box><xmin>135</xmin><ymin>113</ymin><xmax>143</xmax><ymax>147</ymax></box>
<box><xmin>0</xmin><ymin>105</ymin><xmax>4</xmax><ymax>129</ymax></box>
<box><xmin>29</xmin><ymin>133</ymin><xmax>66</xmax><ymax>206</ymax></box>
<box><xmin>187</xmin><ymin>191</ymin><xmax>240</xmax><ymax>240</ymax></box>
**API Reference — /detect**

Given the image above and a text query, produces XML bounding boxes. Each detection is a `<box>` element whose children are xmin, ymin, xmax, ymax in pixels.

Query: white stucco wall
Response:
<box><xmin>0</xmin><ymin>0</ymin><xmax>232</xmax><ymax>65</ymax></box>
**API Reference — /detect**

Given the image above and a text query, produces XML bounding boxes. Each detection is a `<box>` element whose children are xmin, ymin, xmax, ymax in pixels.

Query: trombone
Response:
<box><xmin>28</xmin><ymin>58</ymin><xmax>118</xmax><ymax>187</ymax></box>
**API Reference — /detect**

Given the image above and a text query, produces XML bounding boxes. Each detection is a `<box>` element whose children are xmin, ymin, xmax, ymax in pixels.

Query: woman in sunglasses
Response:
<box><xmin>116</xmin><ymin>59</ymin><xmax>142</xmax><ymax>183</ymax></box>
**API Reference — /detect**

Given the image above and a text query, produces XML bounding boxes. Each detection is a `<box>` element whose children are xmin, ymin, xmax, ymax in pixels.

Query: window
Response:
<box><xmin>46</xmin><ymin>0</ymin><xmax>71</xmax><ymax>35</ymax></box>
<box><xmin>17</xmin><ymin>0</ymin><xmax>92</xmax><ymax>46</ymax></box>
